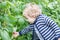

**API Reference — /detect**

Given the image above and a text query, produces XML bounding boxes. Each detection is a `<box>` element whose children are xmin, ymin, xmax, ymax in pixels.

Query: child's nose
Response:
<box><xmin>32</xmin><ymin>14</ymin><xmax>36</xmax><ymax>18</ymax></box>
<box><xmin>32</xmin><ymin>13</ymin><xmax>35</xmax><ymax>15</ymax></box>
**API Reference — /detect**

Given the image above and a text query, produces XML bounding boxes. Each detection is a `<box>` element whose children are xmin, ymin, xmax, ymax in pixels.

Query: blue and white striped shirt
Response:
<box><xmin>19</xmin><ymin>14</ymin><xmax>60</xmax><ymax>40</ymax></box>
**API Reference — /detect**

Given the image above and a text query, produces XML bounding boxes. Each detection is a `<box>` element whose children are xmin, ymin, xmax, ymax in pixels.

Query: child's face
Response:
<box><xmin>28</xmin><ymin>9</ymin><xmax>40</xmax><ymax>18</ymax></box>
<box><xmin>23</xmin><ymin>9</ymin><xmax>38</xmax><ymax>24</ymax></box>
<box><xmin>23</xmin><ymin>3</ymin><xmax>41</xmax><ymax>24</ymax></box>
<box><xmin>25</xmin><ymin>6</ymin><xmax>40</xmax><ymax>18</ymax></box>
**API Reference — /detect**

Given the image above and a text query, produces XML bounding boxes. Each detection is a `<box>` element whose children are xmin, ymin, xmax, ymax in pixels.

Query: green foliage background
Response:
<box><xmin>0</xmin><ymin>0</ymin><xmax>60</xmax><ymax>40</ymax></box>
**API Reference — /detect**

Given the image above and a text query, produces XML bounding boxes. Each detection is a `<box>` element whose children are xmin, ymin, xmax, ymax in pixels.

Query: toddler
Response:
<box><xmin>13</xmin><ymin>3</ymin><xmax>60</xmax><ymax>40</ymax></box>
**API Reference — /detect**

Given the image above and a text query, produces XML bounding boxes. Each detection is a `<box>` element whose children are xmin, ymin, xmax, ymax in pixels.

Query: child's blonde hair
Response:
<box><xmin>23</xmin><ymin>3</ymin><xmax>42</xmax><ymax>18</ymax></box>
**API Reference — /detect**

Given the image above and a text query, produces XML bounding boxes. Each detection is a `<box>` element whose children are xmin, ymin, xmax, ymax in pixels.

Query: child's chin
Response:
<box><xmin>29</xmin><ymin>16</ymin><xmax>36</xmax><ymax>18</ymax></box>
<box><xmin>28</xmin><ymin>20</ymin><xmax>35</xmax><ymax>24</ymax></box>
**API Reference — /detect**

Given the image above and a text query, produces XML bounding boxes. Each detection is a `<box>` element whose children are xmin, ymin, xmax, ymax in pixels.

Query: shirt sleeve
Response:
<box><xmin>45</xmin><ymin>17</ymin><xmax>60</xmax><ymax>39</ymax></box>
<box><xmin>19</xmin><ymin>24</ymin><xmax>34</xmax><ymax>36</ymax></box>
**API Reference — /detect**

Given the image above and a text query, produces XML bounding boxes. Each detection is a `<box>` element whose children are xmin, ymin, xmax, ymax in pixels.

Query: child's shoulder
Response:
<box><xmin>37</xmin><ymin>14</ymin><xmax>47</xmax><ymax>19</ymax></box>
<box><xmin>35</xmin><ymin>14</ymin><xmax>47</xmax><ymax>24</ymax></box>
<box><xmin>37</xmin><ymin>14</ymin><xmax>52</xmax><ymax>21</ymax></box>
<box><xmin>39</xmin><ymin>14</ymin><xmax>51</xmax><ymax>19</ymax></box>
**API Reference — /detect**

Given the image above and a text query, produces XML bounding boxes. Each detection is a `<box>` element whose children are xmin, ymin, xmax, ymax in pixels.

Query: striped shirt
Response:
<box><xmin>19</xmin><ymin>14</ymin><xmax>60</xmax><ymax>40</ymax></box>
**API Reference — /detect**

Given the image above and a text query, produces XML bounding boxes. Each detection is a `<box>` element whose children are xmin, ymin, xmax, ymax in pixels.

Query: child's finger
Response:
<box><xmin>13</xmin><ymin>32</ymin><xmax>17</xmax><ymax>35</ymax></box>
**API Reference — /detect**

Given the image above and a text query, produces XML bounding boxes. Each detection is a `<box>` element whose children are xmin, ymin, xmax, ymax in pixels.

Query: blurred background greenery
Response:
<box><xmin>0</xmin><ymin>0</ymin><xmax>60</xmax><ymax>40</ymax></box>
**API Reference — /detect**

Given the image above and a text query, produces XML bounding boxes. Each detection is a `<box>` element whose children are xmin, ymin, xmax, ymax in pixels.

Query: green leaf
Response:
<box><xmin>0</xmin><ymin>1</ymin><xmax>11</xmax><ymax>9</ymax></box>
<box><xmin>0</xmin><ymin>30</ymin><xmax>11</xmax><ymax>40</ymax></box>
<box><xmin>18</xmin><ymin>16</ymin><xmax>25</xmax><ymax>25</ymax></box>
<box><xmin>0</xmin><ymin>22</ymin><xmax>2</xmax><ymax>29</ymax></box>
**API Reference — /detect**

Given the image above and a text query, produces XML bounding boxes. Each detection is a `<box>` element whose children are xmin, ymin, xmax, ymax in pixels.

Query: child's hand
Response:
<box><xmin>13</xmin><ymin>32</ymin><xmax>19</xmax><ymax>38</ymax></box>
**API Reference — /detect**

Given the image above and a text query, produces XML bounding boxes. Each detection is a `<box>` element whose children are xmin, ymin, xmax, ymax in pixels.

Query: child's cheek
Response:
<box><xmin>29</xmin><ymin>13</ymin><xmax>36</xmax><ymax>18</ymax></box>
<box><xmin>27</xmin><ymin>18</ymin><xmax>35</xmax><ymax>24</ymax></box>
